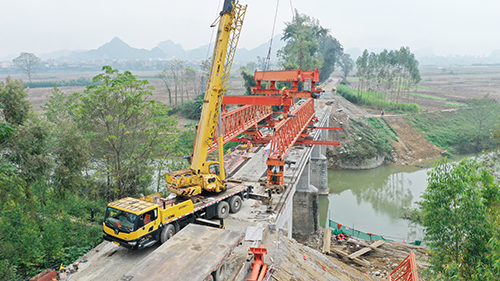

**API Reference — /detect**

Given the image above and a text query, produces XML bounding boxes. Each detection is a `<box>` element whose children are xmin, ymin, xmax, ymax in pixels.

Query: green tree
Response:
<box><xmin>42</xmin><ymin>87</ymin><xmax>91</xmax><ymax>198</ymax></box>
<box><xmin>6</xmin><ymin>115</ymin><xmax>53</xmax><ymax>186</ymax></box>
<box><xmin>421</xmin><ymin>158</ymin><xmax>500</xmax><ymax>279</ymax></box>
<box><xmin>75</xmin><ymin>66</ymin><xmax>177</xmax><ymax>199</ymax></box>
<box><xmin>0</xmin><ymin>77</ymin><xmax>32</xmax><ymax>126</ymax></box>
<box><xmin>467</xmin><ymin>95</ymin><xmax>499</xmax><ymax>153</ymax></box>
<box><xmin>12</xmin><ymin>52</ymin><xmax>41</xmax><ymax>82</ymax></box>
<box><xmin>318</xmin><ymin>34</ymin><xmax>343</xmax><ymax>82</ymax></box>
<box><xmin>279</xmin><ymin>10</ymin><xmax>324</xmax><ymax>71</ymax></box>
<box><xmin>355</xmin><ymin>50</ymin><xmax>369</xmax><ymax>100</ymax></box>
<box><xmin>338</xmin><ymin>53</ymin><xmax>354</xmax><ymax>82</ymax></box>
<box><xmin>240</xmin><ymin>66</ymin><xmax>256</xmax><ymax>95</ymax></box>
<box><xmin>355</xmin><ymin>47</ymin><xmax>420</xmax><ymax>108</ymax></box>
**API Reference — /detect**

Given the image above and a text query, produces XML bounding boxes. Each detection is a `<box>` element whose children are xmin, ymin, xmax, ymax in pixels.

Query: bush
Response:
<box><xmin>169</xmin><ymin>93</ymin><xmax>204</xmax><ymax>120</ymax></box>
<box><xmin>0</xmin><ymin>192</ymin><xmax>104</xmax><ymax>278</ymax></box>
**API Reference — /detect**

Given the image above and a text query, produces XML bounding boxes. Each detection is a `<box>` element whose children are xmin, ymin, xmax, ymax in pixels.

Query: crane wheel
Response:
<box><xmin>212</xmin><ymin>259</ymin><xmax>226</xmax><ymax>281</ymax></box>
<box><xmin>216</xmin><ymin>201</ymin><xmax>230</xmax><ymax>219</ymax></box>
<box><xmin>229</xmin><ymin>196</ymin><xmax>242</xmax><ymax>213</ymax></box>
<box><xmin>160</xmin><ymin>224</ymin><xmax>176</xmax><ymax>244</ymax></box>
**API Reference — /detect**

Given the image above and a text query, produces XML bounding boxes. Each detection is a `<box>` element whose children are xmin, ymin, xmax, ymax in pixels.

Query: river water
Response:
<box><xmin>319</xmin><ymin>164</ymin><xmax>431</xmax><ymax>242</ymax></box>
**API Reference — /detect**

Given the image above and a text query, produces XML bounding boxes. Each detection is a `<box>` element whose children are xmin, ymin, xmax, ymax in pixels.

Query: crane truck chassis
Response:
<box><xmin>102</xmin><ymin>183</ymin><xmax>250</xmax><ymax>249</ymax></box>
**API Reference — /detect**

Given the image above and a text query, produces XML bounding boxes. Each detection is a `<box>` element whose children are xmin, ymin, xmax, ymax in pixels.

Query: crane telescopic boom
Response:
<box><xmin>166</xmin><ymin>0</ymin><xmax>247</xmax><ymax>197</ymax></box>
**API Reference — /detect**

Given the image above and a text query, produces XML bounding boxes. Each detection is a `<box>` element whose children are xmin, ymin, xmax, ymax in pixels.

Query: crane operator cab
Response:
<box><xmin>102</xmin><ymin>197</ymin><xmax>161</xmax><ymax>249</ymax></box>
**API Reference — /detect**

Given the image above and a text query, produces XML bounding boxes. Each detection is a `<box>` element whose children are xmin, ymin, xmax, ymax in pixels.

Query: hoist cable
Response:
<box><xmin>264</xmin><ymin>0</ymin><xmax>280</xmax><ymax>71</ymax></box>
<box><xmin>206</xmin><ymin>0</ymin><xmax>224</xmax><ymax>60</ymax></box>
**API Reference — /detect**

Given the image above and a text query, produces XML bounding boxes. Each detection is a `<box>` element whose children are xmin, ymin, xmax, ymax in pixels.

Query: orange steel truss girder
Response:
<box><xmin>388</xmin><ymin>251</ymin><xmax>419</xmax><ymax>281</ymax></box>
<box><xmin>254</xmin><ymin>68</ymin><xmax>319</xmax><ymax>82</ymax></box>
<box><xmin>268</xmin><ymin>98</ymin><xmax>315</xmax><ymax>162</ymax></box>
<box><xmin>207</xmin><ymin>104</ymin><xmax>272</xmax><ymax>154</ymax></box>
<box><xmin>222</xmin><ymin>95</ymin><xmax>294</xmax><ymax>106</ymax></box>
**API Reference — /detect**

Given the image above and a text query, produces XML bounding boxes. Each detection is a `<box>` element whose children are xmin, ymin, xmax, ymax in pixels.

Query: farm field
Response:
<box><xmin>0</xmin><ymin>70</ymin><xmax>246</xmax><ymax>111</ymax></box>
<box><xmin>345</xmin><ymin>65</ymin><xmax>500</xmax><ymax>112</ymax></box>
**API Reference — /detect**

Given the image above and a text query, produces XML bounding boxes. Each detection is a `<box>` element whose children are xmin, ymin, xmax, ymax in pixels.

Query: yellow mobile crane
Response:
<box><xmin>166</xmin><ymin>0</ymin><xmax>247</xmax><ymax>197</ymax></box>
<box><xmin>102</xmin><ymin>0</ymin><xmax>248</xmax><ymax>249</ymax></box>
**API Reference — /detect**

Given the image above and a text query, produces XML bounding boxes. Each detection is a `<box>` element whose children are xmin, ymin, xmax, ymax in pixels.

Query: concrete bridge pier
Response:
<box><xmin>292</xmin><ymin>161</ymin><xmax>319</xmax><ymax>239</ymax></box>
<box><xmin>310</xmin><ymin>115</ymin><xmax>329</xmax><ymax>195</ymax></box>
<box><xmin>310</xmin><ymin>145</ymin><xmax>328</xmax><ymax>195</ymax></box>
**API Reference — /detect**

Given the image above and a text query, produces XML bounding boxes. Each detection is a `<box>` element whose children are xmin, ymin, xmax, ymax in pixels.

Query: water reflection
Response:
<box><xmin>320</xmin><ymin>165</ymin><xmax>429</xmax><ymax>241</ymax></box>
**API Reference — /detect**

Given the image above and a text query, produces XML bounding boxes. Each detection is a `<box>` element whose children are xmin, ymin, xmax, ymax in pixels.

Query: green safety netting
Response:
<box><xmin>328</xmin><ymin>219</ymin><xmax>422</xmax><ymax>245</ymax></box>
<box><xmin>329</xmin><ymin>219</ymin><xmax>391</xmax><ymax>241</ymax></box>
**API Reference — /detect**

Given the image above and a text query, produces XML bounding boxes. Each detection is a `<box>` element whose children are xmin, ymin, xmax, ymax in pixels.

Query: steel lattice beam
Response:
<box><xmin>267</xmin><ymin>99</ymin><xmax>316</xmax><ymax>163</ymax></box>
<box><xmin>266</xmin><ymin>98</ymin><xmax>317</xmax><ymax>187</ymax></box>
<box><xmin>208</xmin><ymin>104</ymin><xmax>272</xmax><ymax>153</ymax></box>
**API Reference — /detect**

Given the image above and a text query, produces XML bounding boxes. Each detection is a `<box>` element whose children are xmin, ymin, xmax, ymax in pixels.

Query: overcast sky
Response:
<box><xmin>1</xmin><ymin>0</ymin><xmax>499</xmax><ymax>59</ymax></box>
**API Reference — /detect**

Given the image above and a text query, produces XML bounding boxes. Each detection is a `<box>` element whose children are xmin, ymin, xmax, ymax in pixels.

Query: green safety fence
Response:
<box><xmin>329</xmin><ymin>219</ymin><xmax>391</xmax><ymax>241</ymax></box>
<box><xmin>328</xmin><ymin>219</ymin><xmax>422</xmax><ymax>246</ymax></box>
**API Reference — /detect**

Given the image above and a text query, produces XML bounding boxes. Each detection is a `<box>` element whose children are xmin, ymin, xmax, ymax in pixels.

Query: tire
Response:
<box><xmin>229</xmin><ymin>196</ymin><xmax>242</xmax><ymax>213</ymax></box>
<box><xmin>212</xmin><ymin>259</ymin><xmax>226</xmax><ymax>281</ymax></box>
<box><xmin>216</xmin><ymin>201</ymin><xmax>230</xmax><ymax>219</ymax></box>
<box><xmin>205</xmin><ymin>274</ymin><xmax>214</xmax><ymax>281</ymax></box>
<box><xmin>160</xmin><ymin>224</ymin><xmax>176</xmax><ymax>244</ymax></box>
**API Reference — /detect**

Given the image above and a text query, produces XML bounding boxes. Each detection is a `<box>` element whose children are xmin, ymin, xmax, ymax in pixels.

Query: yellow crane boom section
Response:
<box><xmin>166</xmin><ymin>0</ymin><xmax>246</xmax><ymax>197</ymax></box>
<box><xmin>191</xmin><ymin>1</ymin><xmax>246</xmax><ymax>173</ymax></box>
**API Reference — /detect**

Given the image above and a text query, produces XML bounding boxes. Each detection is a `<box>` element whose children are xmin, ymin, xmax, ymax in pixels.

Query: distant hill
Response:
<box><xmin>156</xmin><ymin>40</ymin><xmax>186</xmax><ymax>59</ymax></box>
<box><xmin>39</xmin><ymin>49</ymin><xmax>74</xmax><ymax>60</ymax></box>
<box><xmin>54</xmin><ymin>35</ymin><xmax>285</xmax><ymax>63</ymax></box>
<box><xmin>156</xmin><ymin>35</ymin><xmax>285</xmax><ymax>62</ymax></box>
<box><xmin>60</xmin><ymin>37</ymin><xmax>168</xmax><ymax>61</ymax></box>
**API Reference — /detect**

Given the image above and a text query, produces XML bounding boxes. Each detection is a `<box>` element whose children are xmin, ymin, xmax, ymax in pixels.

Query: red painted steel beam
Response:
<box><xmin>208</xmin><ymin>104</ymin><xmax>272</xmax><ymax>153</ymax></box>
<box><xmin>298</xmin><ymin>140</ymin><xmax>340</xmax><ymax>145</ymax></box>
<box><xmin>249</xmin><ymin>88</ymin><xmax>322</xmax><ymax>97</ymax></box>
<box><xmin>222</xmin><ymin>95</ymin><xmax>293</xmax><ymax>106</ymax></box>
<box><xmin>268</xmin><ymin>98</ymin><xmax>316</xmax><ymax>162</ymax></box>
<box><xmin>309</xmin><ymin>127</ymin><xmax>343</xmax><ymax>130</ymax></box>
<box><xmin>254</xmin><ymin>69</ymin><xmax>319</xmax><ymax>82</ymax></box>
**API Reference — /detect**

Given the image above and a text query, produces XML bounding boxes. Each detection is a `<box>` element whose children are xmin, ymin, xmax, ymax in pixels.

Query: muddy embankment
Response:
<box><xmin>323</xmin><ymin>95</ymin><xmax>444</xmax><ymax>169</ymax></box>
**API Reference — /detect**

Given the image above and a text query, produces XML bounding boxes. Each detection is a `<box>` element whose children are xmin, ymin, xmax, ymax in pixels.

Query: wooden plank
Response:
<box><xmin>348</xmin><ymin>247</ymin><xmax>371</xmax><ymax>259</ymax></box>
<box><xmin>348</xmin><ymin>240</ymin><xmax>385</xmax><ymax>259</ymax></box>
<box><xmin>120</xmin><ymin>224</ymin><xmax>243</xmax><ymax>281</ymax></box>
<box><xmin>322</xmin><ymin>228</ymin><xmax>331</xmax><ymax>254</ymax></box>
<box><xmin>328</xmin><ymin>248</ymin><xmax>370</xmax><ymax>267</ymax></box>
<box><xmin>369</xmin><ymin>240</ymin><xmax>385</xmax><ymax>249</ymax></box>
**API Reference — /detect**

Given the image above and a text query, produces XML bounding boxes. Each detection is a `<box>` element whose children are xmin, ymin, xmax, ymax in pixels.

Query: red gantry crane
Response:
<box><xmin>218</xmin><ymin>68</ymin><xmax>341</xmax><ymax>190</ymax></box>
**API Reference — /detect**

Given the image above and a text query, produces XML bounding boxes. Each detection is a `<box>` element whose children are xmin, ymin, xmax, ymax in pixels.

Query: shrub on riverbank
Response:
<box><xmin>339</xmin><ymin>117</ymin><xmax>394</xmax><ymax>161</ymax></box>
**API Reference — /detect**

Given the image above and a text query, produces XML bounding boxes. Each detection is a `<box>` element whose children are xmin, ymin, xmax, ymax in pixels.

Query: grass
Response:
<box><xmin>409</xmin><ymin>104</ymin><xmax>500</xmax><ymax>153</ymax></box>
<box><xmin>337</xmin><ymin>85</ymin><xmax>421</xmax><ymax>113</ymax></box>
<box><xmin>367</xmin><ymin>117</ymin><xmax>398</xmax><ymax>142</ymax></box>
<box><xmin>381</xmin><ymin>117</ymin><xmax>398</xmax><ymax>137</ymax></box>
<box><xmin>444</xmin><ymin>102</ymin><xmax>466</xmax><ymax>107</ymax></box>
<box><xmin>407</xmin><ymin>93</ymin><xmax>448</xmax><ymax>101</ymax></box>
<box><xmin>340</xmin><ymin>117</ymin><xmax>394</xmax><ymax>161</ymax></box>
